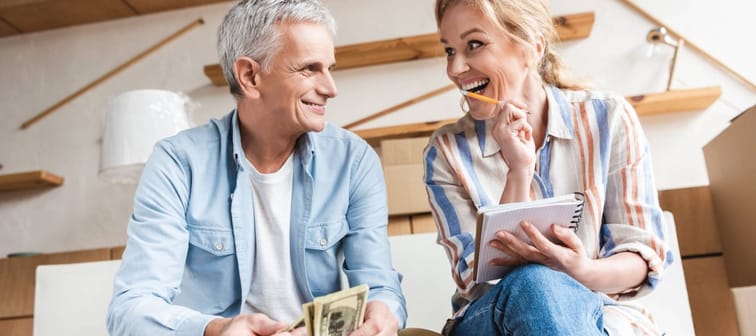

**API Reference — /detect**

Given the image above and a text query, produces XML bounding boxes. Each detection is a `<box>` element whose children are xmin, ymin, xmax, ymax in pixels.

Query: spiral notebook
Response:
<box><xmin>473</xmin><ymin>193</ymin><xmax>584</xmax><ymax>282</ymax></box>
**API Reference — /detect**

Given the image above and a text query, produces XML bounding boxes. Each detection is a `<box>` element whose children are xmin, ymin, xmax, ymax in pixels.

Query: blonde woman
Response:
<box><xmin>424</xmin><ymin>0</ymin><xmax>670</xmax><ymax>335</ymax></box>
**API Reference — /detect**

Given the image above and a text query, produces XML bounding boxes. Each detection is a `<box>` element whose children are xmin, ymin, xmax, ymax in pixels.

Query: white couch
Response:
<box><xmin>32</xmin><ymin>213</ymin><xmax>693</xmax><ymax>335</ymax></box>
<box><xmin>389</xmin><ymin>211</ymin><xmax>695</xmax><ymax>334</ymax></box>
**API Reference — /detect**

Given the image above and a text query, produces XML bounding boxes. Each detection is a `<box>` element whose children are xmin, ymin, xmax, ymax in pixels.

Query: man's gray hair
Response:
<box><xmin>217</xmin><ymin>0</ymin><xmax>337</xmax><ymax>98</ymax></box>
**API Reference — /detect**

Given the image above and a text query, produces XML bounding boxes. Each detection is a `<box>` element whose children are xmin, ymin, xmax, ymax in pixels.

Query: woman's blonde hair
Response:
<box><xmin>435</xmin><ymin>0</ymin><xmax>588</xmax><ymax>90</ymax></box>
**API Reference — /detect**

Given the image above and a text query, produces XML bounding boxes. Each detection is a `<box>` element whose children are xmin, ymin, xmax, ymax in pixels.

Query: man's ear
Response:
<box><xmin>234</xmin><ymin>56</ymin><xmax>261</xmax><ymax>99</ymax></box>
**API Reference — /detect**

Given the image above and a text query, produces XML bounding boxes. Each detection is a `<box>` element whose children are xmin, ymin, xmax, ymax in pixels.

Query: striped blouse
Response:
<box><xmin>423</xmin><ymin>85</ymin><xmax>672</xmax><ymax>335</ymax></box>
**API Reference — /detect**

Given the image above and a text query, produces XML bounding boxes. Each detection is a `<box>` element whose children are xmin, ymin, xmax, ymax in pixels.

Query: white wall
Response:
<box><xmin>0</xmin><ymin>0</ymin><xmax>753</xmax><ymax>257</ymax></box>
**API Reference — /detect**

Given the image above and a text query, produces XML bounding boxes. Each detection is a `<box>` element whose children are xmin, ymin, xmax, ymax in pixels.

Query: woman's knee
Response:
<box><xmin>504</xmin><ymin>264</ymin><xmax>565</xmax><ymax>290</ymax></box>
<box><xmin>499</xmin><ymin>264</ymin><xmax>596</xmax><ymax>303</ymax></box>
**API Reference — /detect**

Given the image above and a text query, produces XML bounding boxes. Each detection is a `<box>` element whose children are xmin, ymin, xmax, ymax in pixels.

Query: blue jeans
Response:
<box><xmin>449</xmin><ymin>264</ymin><xmax>605</xmax><ymax>336</ymax></box>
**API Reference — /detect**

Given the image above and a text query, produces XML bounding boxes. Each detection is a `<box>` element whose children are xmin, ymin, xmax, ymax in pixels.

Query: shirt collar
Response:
<box><xmin>480</xmin><ymin>85</ymin><xmax>575</xmax><ymax>157</ymax></box>
<box><xmin>230</xmin><ymin>109</ymin><xmax>316</xmax><ymax>171</ymax></box>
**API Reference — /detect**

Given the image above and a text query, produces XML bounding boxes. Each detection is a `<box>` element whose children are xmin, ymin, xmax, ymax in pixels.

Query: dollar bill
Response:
<box><xmin>313</xmin><ymin>284</ymin><xmax>369</xmax><ymax>336</ymax></box>
<box><xmin>287</xmin><ymin>284</ymin><xmax>369</xmax><ymax>336</ymax></box>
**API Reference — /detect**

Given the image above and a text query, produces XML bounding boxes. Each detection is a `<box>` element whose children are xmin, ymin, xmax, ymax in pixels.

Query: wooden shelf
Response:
<box><xmin>628</xmin><ymin>86</ymin><xmax>721</xmax><ymax>115</ymax></box>
<box><xmin>204</xmin><ymin>11</ymin><xmax>595</xmax><ymax>86</ymax></box>
<box><xmin>356</xmin><ymin>86</ymin><xmax>721</xmax><ymax>145</ymax></box>
<box><xmin>355</xmin><ymin>119</ymin><xmax>458</xmax><ymax>146</ymax></box>
<box><xmin>0</xmin><ymin>170</ymin><xmax>63</xmax><ymax>192</ymax></box>
<box><xmin>0</xmin><ymin>0</ymin><xmax>228</xmax><ymax>38</ymax></box>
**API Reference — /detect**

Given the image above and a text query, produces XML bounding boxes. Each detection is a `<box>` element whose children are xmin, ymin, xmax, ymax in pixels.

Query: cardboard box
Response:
<box><xmin>384</xmin><ymin>164</ymin><xmax>430</xmax><ymax>215</ymax></box>
<box><xmin>703</xmin><ymin>105</ymin><xmax>756</xmax><ymax>287</ymax></box>
<box><xmin>411</xmin><ymin>214</ymin><xmax>437</xmax><ymax>234</ymax></box>
<box><xmin>682</xmin><ymin>256</ymin><xmax>740</xmax><ymax>336</ymax></box>
<box><xmin>657</xmin><ymin>186</ymin><xmax>723</xmax><ymax>257</ymax></box>
<box><xmin>732</xmin><ymin>286</ymin><xmax>756</xmax><ymax>336</ymax></box>
<box><xmin>381</xmin><ymin>137</ymin><xmax>431</xmax><ymax>215</ymax></box>
<box><xmin>381</xmin><ymin>137</ymin><xmax>429</xmax><ymax>166</ymax></box>
<box><xmin>387</xmin><ymin>216</ymin><xmax>412</xmax><ymax>236</ymax></box>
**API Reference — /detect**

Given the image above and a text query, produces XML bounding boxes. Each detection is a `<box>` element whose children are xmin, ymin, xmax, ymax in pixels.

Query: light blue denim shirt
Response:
<box><xmin>107</xmin><ymin>110</ymin><xmax>406</xmax><ymax>336</ymax></box>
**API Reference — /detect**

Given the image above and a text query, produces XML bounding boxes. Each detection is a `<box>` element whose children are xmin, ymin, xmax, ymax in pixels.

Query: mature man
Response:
<box><xmin>106</xmin><ymin>1</ymin><xmax>406</xmax><ymax>335</ymax></box>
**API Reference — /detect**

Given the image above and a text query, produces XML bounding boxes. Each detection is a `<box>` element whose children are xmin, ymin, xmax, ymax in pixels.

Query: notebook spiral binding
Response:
<box><xmin>569</xmin><ymin>192</ymin><xmax>586</xmax><ymax>232</ymax></box>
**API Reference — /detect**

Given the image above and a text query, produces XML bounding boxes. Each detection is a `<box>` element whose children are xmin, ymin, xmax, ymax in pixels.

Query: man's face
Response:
<box><xmin>256</xmin><ymin>22</ymin><xmax>337</xmax><ymax>135</ymax></box>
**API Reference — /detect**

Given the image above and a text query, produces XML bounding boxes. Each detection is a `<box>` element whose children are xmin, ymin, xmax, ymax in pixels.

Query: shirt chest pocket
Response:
<box><xmin>305</xmin><ymin>218</ymin><xmax>348</xmax><ymax>251</ymax></box>
<box><xmin>304</xmin><ymin>218</ymin><xmax>348</xmax><ymax>296</ymax></box>
<box><xmin>184</xmin><ymin>227</ymin><xmax>239</xmax><ymax>313</ymax></box>
<box><xmin>188</xmin><ymin>227</ymin><xmax>236</xmax><ymax>256</ymax></box>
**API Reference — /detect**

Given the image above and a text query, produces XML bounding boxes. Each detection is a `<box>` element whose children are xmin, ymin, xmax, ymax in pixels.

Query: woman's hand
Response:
<box><xmin>491</xmin><ymin>102</ymin><xmax>536</xmax><ymax>175</ymax></box>
<box><xmin>489</xmin><ymin>221</ymin><xmax>592</xmax><ymax>278</ymax></box>
<box><xmin>490</xmin><ymin>221</ymin><xmax>649</xmax><ymax>294</ymax></box>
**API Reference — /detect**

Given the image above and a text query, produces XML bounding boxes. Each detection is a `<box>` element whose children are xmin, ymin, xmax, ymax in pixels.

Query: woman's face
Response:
<box><xmin>440</xmin><ymin>3</ymin><xmax>534</xmax><ymax>120</ymax></box>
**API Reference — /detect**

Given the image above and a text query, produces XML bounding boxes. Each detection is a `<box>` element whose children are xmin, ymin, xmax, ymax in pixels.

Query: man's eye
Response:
<box><xmin>468</xmin><ymin>40</ymin><xmax>483</xmax><ymax>50</ymax></box>
<box><xmin>444</xmin><ymin>47</ymin><xmax>455</xmax><ymax>57</ymax></box>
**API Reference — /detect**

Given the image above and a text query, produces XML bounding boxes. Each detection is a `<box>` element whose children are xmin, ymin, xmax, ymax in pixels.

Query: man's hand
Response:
<box><xmin>349</xmin><ymin>301</ymin><xmax>398</xmax><ymax>336</ymax></box>
<box><xmin>205</xmin><ymin>313</ymin><xmax>305</xmax><ymax>336</ymax></box>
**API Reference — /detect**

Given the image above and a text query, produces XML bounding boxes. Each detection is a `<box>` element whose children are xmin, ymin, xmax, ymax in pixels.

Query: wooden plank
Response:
<box><xmin>335</xmin><ymin>32</ymin><xmax>445</xmax><ymax>71</ymax></box>
<box><xmin>124</xmin><ymin>0</ymin><xmax>228</xmax><ymax>14</ymax></box>
<box><xmin>344</xmin><ymin>84</ymin><xmax>456</xmax><ymax>130</ymax></box>
<box><xmin>658</xmin><ymin>186</ymin><xmax>722</xmax><ymax>257</ymax></box>
<box><xmin>0</xmin><ymin>248</ymin><xmax>111</xmax><ymax>318</ymax></box>
<box><xmin>553</xmin><ymin>11</ymin><xmax>595</xmax><ymax>41</ymax></box>
<box><xmin>0</xmin><ymin>0</ymin><xmax>136</xmax><ymax>33</ymax></box>
<box><xmin>203</xmin><ymin>63</ymin><xmax>227</xmax><ymax>87</ymax></box>
<box><xmin>204</xmin><ymin>11</ymin><xmax>596</xmax><ymax>86</ymax></box>
<box><xmin>0</xmin><ymin>170</ymin><xmax>63</xmax><ymax>192</ymax></box>
<box><xmin>682</xmin><ymin>256</ymin><xmax>740</xmax><ymax>336</ymax></box>
<box><xmin>0</xmin><ymin>317</ymin><xmax>33</xmax><ymax>336</ymax></box>
<box><xmin>0</xmin><ymin>16</ymin><xmax>19</xmax><ymax>37</ymax></box>
<box><xmin>0</xmin><ymin>0</ymin><xmax>46</xmax><ymax>9</ymax></box>
<box><xmin>628</xmin><ymin>86</ymin><xmax>721</xmax><ymax>115</ymax></box>
<box><xmin>355</xmin><ymin>119</ymin><xmax>457</xmax><ymax>147</ymax></box>
<box><xmin>111</xmin><ymin>245</ymin><xmax>126</xmax><ymax>260</ymax></box>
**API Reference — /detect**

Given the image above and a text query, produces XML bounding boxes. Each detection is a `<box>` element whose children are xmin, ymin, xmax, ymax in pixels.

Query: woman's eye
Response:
<box><xmin>468</xmin><ymin>40</ymin><xmax>483</xmax><ymax>50</ymax></box>
<box><xmin>444</xmin><ymin>47</ymin><xmax>455</xmax><ymax>57</ymax></box>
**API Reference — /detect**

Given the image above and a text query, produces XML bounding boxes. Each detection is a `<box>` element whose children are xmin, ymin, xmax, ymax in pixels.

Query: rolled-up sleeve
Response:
<box><xmin>342</xmin><ymin>144</ymin><xmax>407</xmax><ymax>327</ymax></box>
<box><xmin>601</xmin><ymin>97</ymin><xmax>671</xmax><ymax>299</ymax></box>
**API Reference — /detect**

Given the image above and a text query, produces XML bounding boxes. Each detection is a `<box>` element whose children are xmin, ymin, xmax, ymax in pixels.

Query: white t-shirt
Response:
<box><xmin>243</xmin><ymin>154</ymin><xmax>305</xmax><ymax>322</ymax></box>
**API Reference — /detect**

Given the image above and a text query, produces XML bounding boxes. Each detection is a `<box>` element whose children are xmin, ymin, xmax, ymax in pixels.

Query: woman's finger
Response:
<box><xmin>521</xmin><ymin>221</ymin><xmax>558</xmax><ymax>258</ymax></box>
<box><xmin>489</xmin><ymin>239</ymin><xmax>518</xmax><ymax>257</ymax></box>
<box><xmin>495</xmin><ymin>229</ymin><xmax>543</xmax><ymax>262</ymax></box>
<box><xmin>552</xmin><ymin>224</ymin><xmax>585</xmax><ymax>254</ymax></box>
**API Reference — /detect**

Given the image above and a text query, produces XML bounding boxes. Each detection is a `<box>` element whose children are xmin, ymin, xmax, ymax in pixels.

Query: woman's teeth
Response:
<box><xmin>462</xmin><ymin>79</ymin><xmax>489</xmax><ymax>93</ymax></box>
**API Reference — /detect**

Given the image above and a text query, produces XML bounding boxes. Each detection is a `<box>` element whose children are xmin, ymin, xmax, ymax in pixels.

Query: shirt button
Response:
<box><xmin>215</xmin><ymin>242</ymin><xmax>223</xmax><ymax>251</ymax></box>
<box><xmin>319</xmin><ymin>239</ymin><xmax>327</xmax><ymax>246</ymax></box>
<box><xmin>229</xmin><ymin>193</ymin><xmax>234</xmax><ymax>200</ymax></box>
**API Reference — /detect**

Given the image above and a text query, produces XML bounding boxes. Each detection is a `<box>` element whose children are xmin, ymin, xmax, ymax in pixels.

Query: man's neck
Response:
<box><xmin>237</xmin><ymin>106</ymin><xmax>301</xmax><ymax>174</ymax></box>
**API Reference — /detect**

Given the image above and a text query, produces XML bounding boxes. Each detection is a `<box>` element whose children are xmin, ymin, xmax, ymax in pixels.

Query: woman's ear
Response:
<box><xmin>234</xmin><ymin>56</ymin><xmax>261</xmax><ymax>99</ymax></box>
<box><xmin>525</xmin><ymin>33</ymin><xmax>546</xmax><ymax>72</ymax></box>
<box><xmin>534</xmin><ymin>33</ymin><xmax>546</xmax><ymax>60</ymax></box>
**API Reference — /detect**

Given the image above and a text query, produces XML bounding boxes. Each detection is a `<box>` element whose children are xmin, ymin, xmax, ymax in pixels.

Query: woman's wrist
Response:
<box><xmin>507</xmin><ymin>167</ymin><xmax>534</xmax><ymax>181</ymax></box>
<box><xmin>501</xmin><ymin>169</ymin><xmax>534</xmax><ymax>203</ymax></box>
